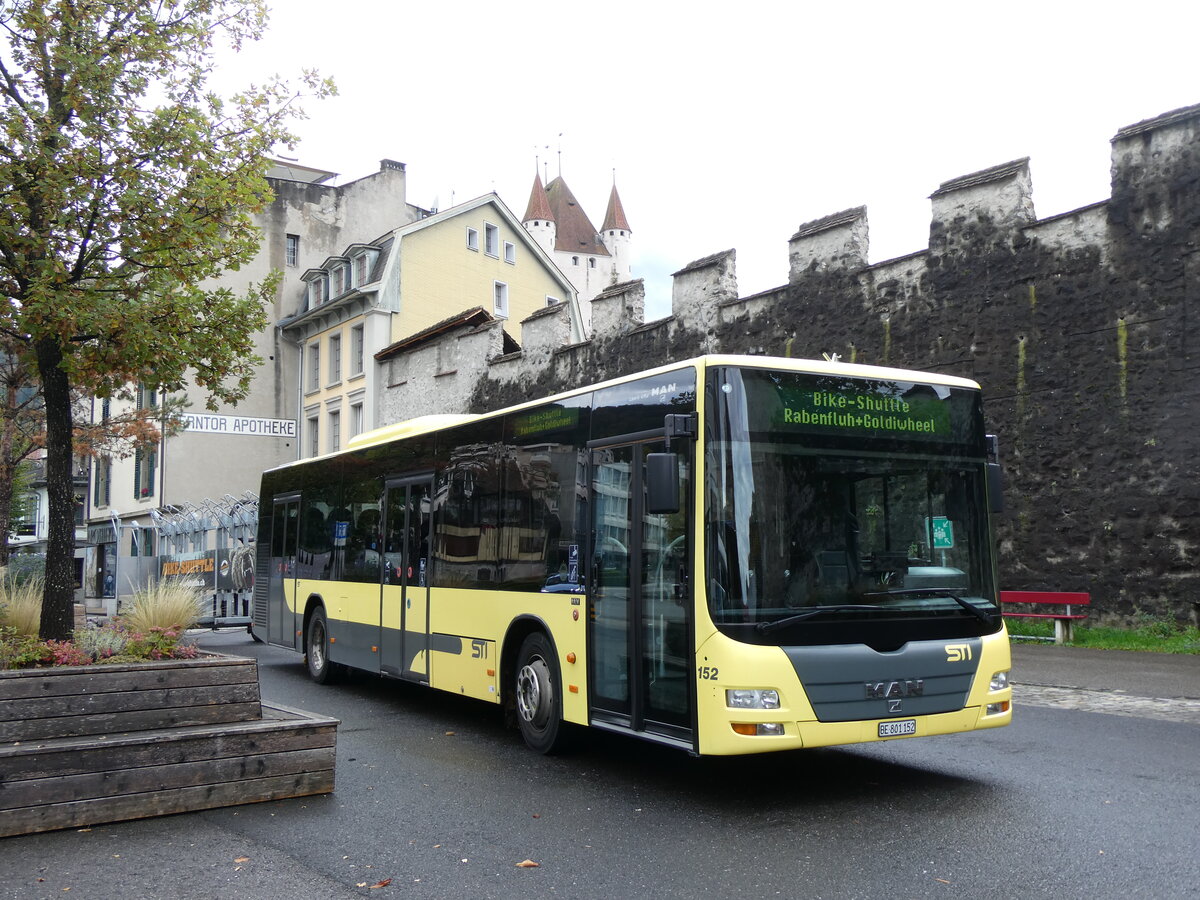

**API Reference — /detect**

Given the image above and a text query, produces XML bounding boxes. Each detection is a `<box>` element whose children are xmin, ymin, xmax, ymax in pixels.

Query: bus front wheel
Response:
<box><xmin>514</xmin><ymin>632</ymin><xmax>570</xmax><ymax>754</ymax></box>
<box><xmin>306</xmin><ymin>607</ymin><xmax>339</xmax><ymax>684</ymax></box>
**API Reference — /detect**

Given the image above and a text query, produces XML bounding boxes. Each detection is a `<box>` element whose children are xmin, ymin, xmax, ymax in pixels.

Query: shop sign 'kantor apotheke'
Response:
<box><xmin>182</xmin><ymin>413</ymin><xmax>296</xmax><ymax>438</ymax></box>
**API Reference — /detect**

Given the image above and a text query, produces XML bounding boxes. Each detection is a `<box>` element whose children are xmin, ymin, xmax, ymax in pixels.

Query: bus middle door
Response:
<box><xmin>380</xmin><ymin>478</ymin><xmax>432</xmax><ymax>681</ymax></box>
<box><xmin>268</xmin><ymin>495</ymin><xmax>301</xmax><ymax>649</ymax></box>
<box><xmin>589</xmin><ymin>437</ymin><xmax>692</xmax><ymax>745</ymax></box>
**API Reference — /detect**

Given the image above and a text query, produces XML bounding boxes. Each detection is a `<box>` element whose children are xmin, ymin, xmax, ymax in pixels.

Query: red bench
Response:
<box><xmin>1000</xmin><ymin>591</ymin><xmax>1091</xmax><ymax>644</ymax></box>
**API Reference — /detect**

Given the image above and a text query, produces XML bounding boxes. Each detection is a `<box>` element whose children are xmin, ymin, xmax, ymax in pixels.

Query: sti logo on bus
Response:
<box><xmin>945</xmin><ymin>643</ymin><xmax>973</xmax><ymax>662</ymax></box>
<box><xmin>864</xmin><ymin>679</ymin><xmax>924</xmax><ymax>700</ymax></box>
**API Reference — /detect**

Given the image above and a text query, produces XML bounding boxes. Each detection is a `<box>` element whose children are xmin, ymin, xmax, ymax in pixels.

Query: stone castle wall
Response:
<box><xmin>395</xmin><ymin>103</ymin><xmax>1200</xmax><ymax>623</ymax></box>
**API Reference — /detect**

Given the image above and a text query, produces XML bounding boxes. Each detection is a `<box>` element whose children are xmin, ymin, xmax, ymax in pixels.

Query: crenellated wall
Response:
<box><xmin>382</xmin><ymin>102</ymin><xmax>1200</xmax><ymax>623</ymax></box>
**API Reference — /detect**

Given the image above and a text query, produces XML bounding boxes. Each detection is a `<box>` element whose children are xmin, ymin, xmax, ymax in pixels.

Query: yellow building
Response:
<box><xmin>279</xmin><ymin>193</ymin><xmax>579</xmax><ymax>458</ymax></box>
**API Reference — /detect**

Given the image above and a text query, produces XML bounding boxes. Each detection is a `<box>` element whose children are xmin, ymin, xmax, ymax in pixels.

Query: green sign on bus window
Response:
<box><xmin>928</xmin><ymin>516</ymin><xmax>954</xmax><ymax>549</ymax></box>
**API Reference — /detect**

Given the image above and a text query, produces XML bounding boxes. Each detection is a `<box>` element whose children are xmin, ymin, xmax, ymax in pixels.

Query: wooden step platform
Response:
<box><xmin>0</xmin><ymin>656</ymin><xmax>337</xmax><ymax>838</ymax></box>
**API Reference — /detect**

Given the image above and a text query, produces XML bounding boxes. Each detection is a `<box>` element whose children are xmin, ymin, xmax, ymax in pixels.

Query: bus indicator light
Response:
<box><xmin>566</xmin><ymin>652</ymin><xmax>576</xmax><ymax>664</ymax></box>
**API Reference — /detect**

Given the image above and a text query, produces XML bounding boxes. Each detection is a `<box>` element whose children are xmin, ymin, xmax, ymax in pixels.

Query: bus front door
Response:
<box><xmin>380</xmin><ymin>478</ymin><xmax>432</xmax><ymax>681</ymax></box>
<box><xmin>269</xmin><ymin>496</ymin><xmax>300</xmax><ymax>648</ymax></box>
<box><xmin>589</xmin><ymin>439</ymin><xmax>692</xmax><ymax>745</ymax></box>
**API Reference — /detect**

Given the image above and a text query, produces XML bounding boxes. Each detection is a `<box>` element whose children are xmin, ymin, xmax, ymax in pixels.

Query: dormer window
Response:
<box><xmin>355</xmin><ymin>255</ymin><xmax>368</xmax><ymax>284</ymax></box>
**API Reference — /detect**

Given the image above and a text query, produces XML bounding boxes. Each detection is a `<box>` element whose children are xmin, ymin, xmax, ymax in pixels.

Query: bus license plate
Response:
<box><xmin>879</xmin><ymin>719</ymin><xmax>917</xmax><ymax>738</ymax></box>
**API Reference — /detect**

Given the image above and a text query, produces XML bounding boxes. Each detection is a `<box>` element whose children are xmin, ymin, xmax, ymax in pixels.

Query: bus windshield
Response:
<box><xmin>705</xmin><ymin>366</ymin><xmax>999</xmax><ymax>647</ymax></box>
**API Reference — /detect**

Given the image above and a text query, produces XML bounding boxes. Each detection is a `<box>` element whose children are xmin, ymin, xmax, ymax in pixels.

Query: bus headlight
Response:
<box><xmin>990</xmin><ymin>670</ymin><xmax>1009</xmax><ymax>691</ymax></box>
<box><xmin>732</xmin><ymin>722</ymin><xmax>786</xmax><ymax>736</ymax></box>
<box><xmin>726</xmin><ymin>689</ymin><xmax>780</xmax><ymax>709</ymax></box>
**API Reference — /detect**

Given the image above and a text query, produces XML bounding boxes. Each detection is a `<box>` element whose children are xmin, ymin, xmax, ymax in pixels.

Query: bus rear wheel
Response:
<box><xmin>514</xmin><ymin>632</ymin><xmax>571</xmax><ymax>754</ymax></box>
<box><xmin>306</xmin><ymin>607</ymin><xmax>339</xmax><ymax>684</ymax></box>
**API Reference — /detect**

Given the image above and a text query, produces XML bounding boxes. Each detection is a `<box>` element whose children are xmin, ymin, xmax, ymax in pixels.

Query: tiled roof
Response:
<box><xmin>522</xmin><ymin>173</ymin><xmax>554</xmax><ymax>222</ymax></box>
<box><xmin>545</xmin><ymin>176</ymin><xmax>609</xmax><ymax>257</ymax></box>
<box><xmin>791</xmin><ymin>207</ymin><xmax>866</xmax><ymax>240</ymax></box>
<box><xmin>931</xmin><ymin>159</ymin><xmax>1030</xmax><ymax>197</ymax></box>
<box><xmin>374</xmin><ymin>307</ymin><xmax>493</xmax><ymax>360</ymax></box>
<box><xmin>601</xmin><ymin>184</ymin><xmax>631</xmax><ymax>232</ymax></box>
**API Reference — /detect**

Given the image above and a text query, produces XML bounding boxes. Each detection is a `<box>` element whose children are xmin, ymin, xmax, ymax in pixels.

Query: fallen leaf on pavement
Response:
<box><xmin>516</xmin><ymin>860</ymin><xmax>540</xmax><ymax>868</ymax></box>
<box><xmin>234</xmin><ymin>857</ymin><xmax>249</xmax><ymax>863</ymax></box>
<box><xmin>369</xmin><ymin>878</ymin><xmax>392</xmax><ymax>888</ymax></box>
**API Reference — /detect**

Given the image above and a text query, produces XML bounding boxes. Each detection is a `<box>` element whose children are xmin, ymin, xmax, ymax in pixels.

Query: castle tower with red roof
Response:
<box><xmin>521</xmin><ymin>168</ymin><xmax>632</xmax><ymax>335</ymax></box>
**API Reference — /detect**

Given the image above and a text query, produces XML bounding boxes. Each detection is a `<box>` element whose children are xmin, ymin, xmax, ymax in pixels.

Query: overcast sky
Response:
<box><xmin>212</xmin><ymin>1</ymin><xmax>1199</xmax><ymax>321</ymax></box>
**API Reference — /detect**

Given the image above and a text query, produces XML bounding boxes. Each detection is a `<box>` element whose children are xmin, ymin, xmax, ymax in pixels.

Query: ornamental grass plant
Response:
<box><xmin>119</xmin><ymin>580</ymin><xmax>206</xmax><ymax>633</ymax></box>
<box><xmin>0</xmin><ymin>578</ymin><xmax>205</xmax><ymax>669</ymax></box>
<box><xmin>0</xmin><ymin>570</ymin><xmax>45</xmax><ymax>638</ymax></box>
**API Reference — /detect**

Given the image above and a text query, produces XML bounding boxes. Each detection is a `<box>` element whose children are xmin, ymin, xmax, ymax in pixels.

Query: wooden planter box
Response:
<box><xmin>0</xmin><ymin>655</ymin><xmax>338</xmax><ymax>838</ymax></box>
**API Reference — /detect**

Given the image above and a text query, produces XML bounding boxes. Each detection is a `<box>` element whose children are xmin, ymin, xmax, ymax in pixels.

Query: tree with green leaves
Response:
<box><xmin>0</xmin><ymin>0</ymin><xmax>332</xmax><ymax>639</ymax></box>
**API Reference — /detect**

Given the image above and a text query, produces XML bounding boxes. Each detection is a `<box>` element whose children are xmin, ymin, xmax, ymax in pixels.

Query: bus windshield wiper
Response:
<box><xmin>863</xmin><ymin>588</ymin><xmax>994</xmax><ymax>624</ymax></box>
<box><xmin>756</xmin><ymin>604</ymin><xmax>885</xmax><ymax>634</ymax></box>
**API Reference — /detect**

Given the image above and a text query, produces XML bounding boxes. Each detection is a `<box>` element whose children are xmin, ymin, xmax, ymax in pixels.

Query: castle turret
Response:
<box><xmin>522</xmin><ymin>172</ymin><xmax>556</xmax><ymax>256</ymax></box>
<box><xmin>600</xmin><ymin>182</ymin><xmax>633</xmax><ymax>284</ymax></box>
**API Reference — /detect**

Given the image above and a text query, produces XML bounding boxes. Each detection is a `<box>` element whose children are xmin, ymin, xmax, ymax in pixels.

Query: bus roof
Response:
<box><xmin>266</xmin><ymin>354</ymin><xmax>981</xmax><ymax>473</ymax></box>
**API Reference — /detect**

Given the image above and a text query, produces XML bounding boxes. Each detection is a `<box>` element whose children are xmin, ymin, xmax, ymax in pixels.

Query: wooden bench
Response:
<box><xmin>1000</xmin><ymin>591</ymin><xmax>1091</xmax><ymax>644</ymax></box>
<box><xmin>0</xmin><ymin>655</ymin><xmax>339</xmax><ymax>838</ymax></box>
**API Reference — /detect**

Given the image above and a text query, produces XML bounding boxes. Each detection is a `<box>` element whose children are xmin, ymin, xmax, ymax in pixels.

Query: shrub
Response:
<box><xmin>121</xmin><ymin>626</ymin><xmax>199</xmax><ymax>661</ymax></box>
<box><xmin>5</xmin><ymin>553</ymin><xmax>46</xmax><ymax>585</ymax></box>
<box><xmin>74</xmin><ymin>624</ymin><xmax>129</xmax><ymax>661</ymax></box>
<box><xmin>45</xmin><ymin>640</ymin><xmax>92</xmax><ymax>666</ymax></box>
<box><xmin>0</xmin><ymin>626</ymin><xmax>52</xmax><ymax>668</ymax></box>
<box><xmin>119</xmin><ymin>581</ymin><xmax>206</xmax><ymax>634</ymax></box>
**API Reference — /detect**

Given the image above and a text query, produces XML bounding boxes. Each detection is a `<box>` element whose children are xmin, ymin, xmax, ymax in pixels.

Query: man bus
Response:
<box><xmin>253</xmin><ymin>354</ymin><xmax>1011</xmax><ymax>755</ymax></box>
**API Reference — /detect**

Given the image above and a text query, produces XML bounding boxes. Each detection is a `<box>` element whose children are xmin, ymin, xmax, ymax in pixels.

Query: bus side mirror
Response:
<box><xmin>987</xmin><ymin>463</ymin><xmax>1004</xmax><ymax>514</ymax></box>
<box><xmin>985</xmin><ymin>434</ymin><xmax>1004</xmax><ymax>514</ymax></box>
<box><xmin>646</xmin><ymin>453</ymin><xmax>680</xmax><ymax>514</ymax></box>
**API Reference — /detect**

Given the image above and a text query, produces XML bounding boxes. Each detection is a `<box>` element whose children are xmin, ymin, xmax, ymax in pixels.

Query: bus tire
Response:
<box><xmin>514</xmin><ymin>632</ymin><xmax>571</xmax><ymax>754</ymax></box>
<box><xmin>306</xmin><ymin>606</ymin><xmax>339</xmax><ymax>684</ymax></box>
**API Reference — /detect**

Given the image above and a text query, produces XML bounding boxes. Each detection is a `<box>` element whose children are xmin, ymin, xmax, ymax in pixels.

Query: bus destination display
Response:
<box><xmin>771</xmin><ymin>380</ymin><xmax>952</xmax><ymax>440</ymax></box>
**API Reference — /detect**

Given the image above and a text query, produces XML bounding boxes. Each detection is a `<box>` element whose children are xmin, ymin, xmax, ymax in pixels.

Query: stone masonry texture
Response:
<box><xmin>443</xmin><ymin>104</ymin><xmax>1200</xmax><ymax>624</ymax></box>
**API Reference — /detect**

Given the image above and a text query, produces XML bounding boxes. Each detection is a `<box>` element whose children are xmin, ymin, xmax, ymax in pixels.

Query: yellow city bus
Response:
<box><xmin>252</xmin><ymin>355</ymin><xmax>1012</xmax><ymax>755</ymax></box>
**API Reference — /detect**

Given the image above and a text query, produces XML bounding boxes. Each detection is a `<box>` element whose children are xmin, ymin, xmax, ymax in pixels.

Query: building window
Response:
<box><xmin>351</xmin><ymin>324</ymin><xmax>365</xmax><ymax>376</ymax></box>
<box><xmin>133</xmin><ymin>527</ymin><xmax>155</xmax><ymax>557</ymax></box>
<box><xmin>546</xmin><ymin>295</ymin><xmax>560</xmax><ymax>307</ymax></box>
<box><xmin>136</xmin><ymin>382</ymin><xmax>158</xmax><ymax>411</ymax></box>
<box><xmin>355</xmin><ymin>255</ymin><xmax>368</xmax><ymax>284</ymax></box>
<box><xmin>572</xmin><ymin>256</ymin><xmax>579</xmax><ymax>266</ymax></box>
<box><xmin>351</xmin><ymin>402</ymin><xmax>364</xmax><ymax>438</ymax></box>
<box><xmin>307</xmin><ymin>343</ymin><xmax>320</xmax><ymax>392</ymax></box>
<box><xmin>466</xmin><ymin>227</ymin><xmax>479</xmax><ymax>251</ymax></box>
<box><xmin>329</xmin><ymin>410</ymin><xmax>341</xmax><ymax>454</ymax></box>
<box><xmin>589</xmin><ymin>258</ymin><xmax>596</xmax><ymax>268</ymax></box>
<box><xmin>134</xmin><ymin>447</ymin><xmax>157</xmax><ymax>500</ymax></box>
<box><xmin>504</xmin><ymin>241</ymin><xmax>516</xmax><ymax>264</ymax></box>
<box><xmin>308</xmin><ymin>416</ymin><xmax>319</xmax><ymax>457</ymax></box>
<box><xmin>328</xmin><ymin>333</ymin><xmax>342</xmax><ymax>385</ymax></box>
<box><xmin>14</xmin><ymin>493</ymin><xmax>37</xmax><ymax>536</ymax></box>
<box><xmin>332</xmin><ymin>266</ymin><xmax>344</xmax><ymax>297</ymax></box>
<box><xmin>94</xmin><ymin>457</ymin><xmax>111</xmax><ymax>507</ymax></box>
<box><xmin>286</xmin><ymin>234</ymin><xmax>299</xmax><ymax>267</ymax></box>
<box><xmin>493</xmin><ymin>281</ymin><xmax>508</xmax><ymax>318</ymax></box>
<box><xmin>484</xmin><ymin>223</ymin><xmax>499</xmax><ymax>257</ymax></box>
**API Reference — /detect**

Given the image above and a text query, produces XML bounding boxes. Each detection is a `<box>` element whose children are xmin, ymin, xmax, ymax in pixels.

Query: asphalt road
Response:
<box><xmin>1</xmin><ymin>631</ymin><xmax>1197</xmax><ymax>900</ymax></box>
